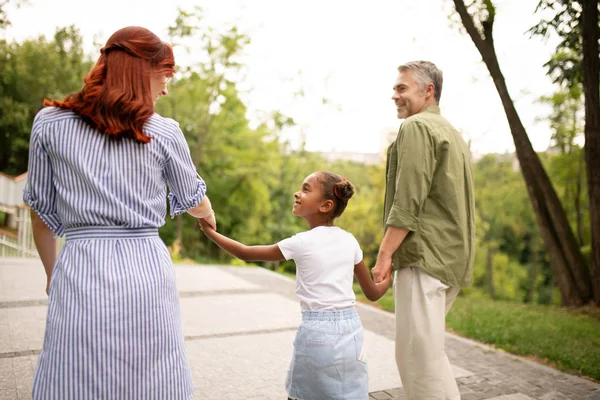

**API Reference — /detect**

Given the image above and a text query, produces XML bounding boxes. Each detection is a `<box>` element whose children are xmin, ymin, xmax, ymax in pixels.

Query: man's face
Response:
<box><xmin>391</xmin><ymin>70</ymin><xmax>432</xmax><ymax>119</ymax></box>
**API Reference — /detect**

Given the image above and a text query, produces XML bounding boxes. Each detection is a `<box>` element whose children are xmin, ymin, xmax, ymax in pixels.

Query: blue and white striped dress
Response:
<box><xmin>23</xmin><ymin>106</ymin><xmax>205</xmax><ymax>400</ymax></box>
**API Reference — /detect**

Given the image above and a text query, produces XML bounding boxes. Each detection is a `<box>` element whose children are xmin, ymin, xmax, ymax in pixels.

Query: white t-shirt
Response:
<box><xmin>278</xmin><ymin>226</ymin><xmax>363</xmax><ymax>311</ymax></box>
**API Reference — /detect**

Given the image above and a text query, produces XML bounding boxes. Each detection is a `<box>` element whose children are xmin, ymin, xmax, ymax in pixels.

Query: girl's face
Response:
<box><xmin>292</xmin><ymin>173</ymin><xmax>328</xmax><ymax>217</ymax></box>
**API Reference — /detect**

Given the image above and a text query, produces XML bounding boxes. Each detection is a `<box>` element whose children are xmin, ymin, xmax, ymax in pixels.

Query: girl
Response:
<box><xmin>199</xmin><ymin>171</ymin><xmax>391</xmax><ymax>400</ymax></box>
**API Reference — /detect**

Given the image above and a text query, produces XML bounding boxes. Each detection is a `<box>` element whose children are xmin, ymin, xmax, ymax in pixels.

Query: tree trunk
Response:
<box><xmin>581</xmin><ymin>0</ymin><xmax>600</xmax><ymax>305</ymax></box>
<box><xmin>452</xmin><ymin>0</ymin><xmax>591</xmax><ymax>306</ymax></box>
<box><xmin>486</xmin><ymin>247</ymin><xmax>496</xmax><ymax>299</ymax></box>
<box><xmin>575</xmin><ymin>151</ymin><xmax>585</xmax><ymax>247</ymax></box>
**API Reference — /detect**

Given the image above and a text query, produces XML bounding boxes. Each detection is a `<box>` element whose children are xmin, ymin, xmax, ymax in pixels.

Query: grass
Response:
<box><xmin>445</xmin><ymin>296</ymin><xmax>600</xmax><ymax>382</ymax></box>
<box><xmin>353</xmin><ymin>281</ymin><xmax>600</xmax><ymax>381</ymax></box>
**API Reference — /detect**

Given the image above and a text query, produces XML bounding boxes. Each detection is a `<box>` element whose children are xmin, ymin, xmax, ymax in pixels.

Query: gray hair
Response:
<box><xmin>397</xmin><ymin>61</ymin><xmax>443</xmax><ymax>104</ymax></box>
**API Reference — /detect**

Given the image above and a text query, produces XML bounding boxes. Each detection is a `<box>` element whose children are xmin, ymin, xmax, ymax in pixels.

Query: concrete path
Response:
<box><xmin>1</xmin><ymin>258</ymin><xmax>599</xmax><ymax>399</ymax></box>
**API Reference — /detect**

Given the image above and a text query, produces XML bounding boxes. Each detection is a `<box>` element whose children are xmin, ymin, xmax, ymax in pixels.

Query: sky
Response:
<box><xmin>4</xmin><ymin>0</ymin><xmax>560</xmax><ymax>157</ymax></box>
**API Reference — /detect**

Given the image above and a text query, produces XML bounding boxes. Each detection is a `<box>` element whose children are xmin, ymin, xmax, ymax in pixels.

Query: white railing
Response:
<box><xmin>0</xmin><ymin>172</ymin><xmax>28</xmax><ymax>207</ymax></box>
<box><xmin>0</xmin><ymin>172</ymin><xmax>44</xmax><ymax>258</ymax></box>
<box><xmin>0</xmin><ymin>207</ymin><xmax>39</xmax><ymax>257</ymax></box>
<box><xmin>0</xmin><ymin>228</ymin><xmax>22</xmax><ymax>257</ymax></box>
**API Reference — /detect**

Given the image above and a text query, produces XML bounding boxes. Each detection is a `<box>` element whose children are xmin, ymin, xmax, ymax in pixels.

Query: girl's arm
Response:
<box><xmin>199</xmin><ymin>218</ymin><xmax>285</xmax><ymax>262</ymax></box>
<box><xmin>30</xmin><ymin>210</ymin><xmax>57</xmax><ymax>295</ymax></box>
<box><xmin>354</xmin><ymin>259</ymin><xmax>392</xmax><ymax>301</ymax></box>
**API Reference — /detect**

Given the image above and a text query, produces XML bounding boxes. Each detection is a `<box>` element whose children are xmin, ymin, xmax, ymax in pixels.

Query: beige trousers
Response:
<box><xmin>394</xmin><ymin>267</ymin><xmax>461</xmax><ymax>400</ymax></box>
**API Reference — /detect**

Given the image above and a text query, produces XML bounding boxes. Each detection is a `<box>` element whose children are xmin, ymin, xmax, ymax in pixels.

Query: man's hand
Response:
<box><xmin>372</xmin><ymin>255</ymin><xmax>393</xmax><ymax>284</ymax></box>
<box><xmin>372</xmin><ymin>226</ymin><xmax>408</xmax><ymax>283</ymax></box>
<box><xmin>45</xmin><ymin>277</ymin><xmax>51</xmax><ymax>296</ymax></box>
<box><xmin>375</xmin><ymin>267</ymin><xmax>393</xmax><ymax>297</ymax></box>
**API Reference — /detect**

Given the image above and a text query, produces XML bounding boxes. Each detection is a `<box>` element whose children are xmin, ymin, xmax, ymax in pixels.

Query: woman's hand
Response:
<box><xmin>199</xmin><ymin>213</ymin><xmax>216</xmax><ymax>232</ymax></box>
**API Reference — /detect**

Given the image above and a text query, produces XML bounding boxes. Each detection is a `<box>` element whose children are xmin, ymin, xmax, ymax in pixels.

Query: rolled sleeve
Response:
<box><xmin>22</xmin><ymin>117</ymin><xmax>64</xmax><ymax>237</ymax></box>
<box><xmin>386</xmin><ymin>120</ymin><xmax>436</xmax><ymax>231</ymax></box>
<box><xmin>164</xmin><ymin>124</ymin><xmax>206</xmax><ymax>218</ymax></box>
<box><xmin>386</xmin><ymin>205</ymin><xmax>419</xmax><ymax>231</ymax></box>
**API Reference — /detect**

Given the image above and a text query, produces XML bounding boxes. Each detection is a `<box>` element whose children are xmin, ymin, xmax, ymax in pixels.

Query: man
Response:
<box><xmin>372</xmin><ymin>61</ymin><xmax>475</xmax><ymax>400</ymax></box>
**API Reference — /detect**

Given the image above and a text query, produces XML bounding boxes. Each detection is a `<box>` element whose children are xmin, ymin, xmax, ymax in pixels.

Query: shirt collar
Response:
<box><xmin>423</xmin><ymin>104</ymin><xmax>441</xmax><ymax>114</ymax></box>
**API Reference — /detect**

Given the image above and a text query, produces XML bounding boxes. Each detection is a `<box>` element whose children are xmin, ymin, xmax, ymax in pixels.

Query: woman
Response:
<box><xmin>24</xmin><ymin>26</ymin><xmax>213</xmax><ymax>399</ymax></box>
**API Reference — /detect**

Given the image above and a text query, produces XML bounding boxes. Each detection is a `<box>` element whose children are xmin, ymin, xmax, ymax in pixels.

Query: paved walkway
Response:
<box><xmin>0</xmin><ymin>257</ymin><xmax>599</xmax><ymax>400</ymax></box>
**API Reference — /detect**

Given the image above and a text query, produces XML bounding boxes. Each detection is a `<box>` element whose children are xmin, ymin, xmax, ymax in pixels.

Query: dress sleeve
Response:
<box><xmin>22</xmin><ymin>113</ymin><xmax>65</xmax><ymax>236</ymax></box>
<box><xmin>164</xmin><ymin>123</ymin><xmax>207</xmax><ymax>218</ymax></box>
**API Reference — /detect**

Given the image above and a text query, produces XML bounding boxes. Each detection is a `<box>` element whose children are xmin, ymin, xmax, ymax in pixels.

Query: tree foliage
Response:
<box><xmin>1</xmin><ymin>4</ymin><xmax>596</xmax><ymax>307</ymax></box>
<box><xmin>0</xmin><ymin>25</ymin><xmax>92</xmax><ymax>174</ymax></box>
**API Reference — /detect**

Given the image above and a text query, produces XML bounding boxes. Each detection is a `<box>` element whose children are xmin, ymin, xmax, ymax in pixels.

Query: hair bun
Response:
<box><xmin>335</xmin><ymin>179</ymin><xmax>355</xmax><ymax>201</ymax></box>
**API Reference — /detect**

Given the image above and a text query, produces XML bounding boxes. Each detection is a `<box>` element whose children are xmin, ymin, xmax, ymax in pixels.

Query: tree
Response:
<box><xmin>530</xmin><ymin>0</ymin><xmax>600</xmax><ymax>304</ymax></box>
<box><xmin>156</xmin><ymin>8</ymin><xmax>293</xmax><ymax>260</ymax></box>
<box><xmin>581</xmin><ymin>0</ymin><xmax>600</xmax><ymax>305</ymax></box>
<box><xmin>0</xmin><ymin>26</ymin><xmax>92</xmax><ymax>174</ymax></box>
<box><xmin>539</xmin><ymin>86</ymin><xmax>587</xmax><ymax>247</ymax></box>
<box><xmin>0</xmin><ymin>0</ymin><xmax>27</xmax><ymax>30</ymax></box>
<box><xmin>451</xmin><ymin>0</ymin><xmax>591</xmax><ymax>306</ymax></box>
<box><xmin>473</xmin><ymin>154</ymin><xmax>544</xmax><ymax>302</ymax></box>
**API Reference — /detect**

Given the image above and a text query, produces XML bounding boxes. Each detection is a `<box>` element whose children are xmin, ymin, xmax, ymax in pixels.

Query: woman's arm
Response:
<box><xmin>30</xmin><ymin>210</ymin><xmax>57</xmax><ymax>294</ymax></box>
<box><xmin>354</xmin><ymin>259</ymin><xmax>392</xmax><ymax>301</ymax></box>
<box><xmin>187</xmin><ymin>195</ymin><xmax>213</xmax><ymax>218</ymax></box>
<box><xmin>186</xmin><ymin>196</ymin><xmax>217</xmax><ymax>230</ymax></box>
<box><xmin>198</xmin><ymin>218</ymin><xmax>284</xmax><ymax>262</ymax></box>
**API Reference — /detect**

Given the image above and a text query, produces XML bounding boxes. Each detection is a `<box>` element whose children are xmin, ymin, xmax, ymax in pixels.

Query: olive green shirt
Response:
<box><xmin>384</xmin><ymin>105</ymin><xmax>475</xmax><ymax>288</ymax></box>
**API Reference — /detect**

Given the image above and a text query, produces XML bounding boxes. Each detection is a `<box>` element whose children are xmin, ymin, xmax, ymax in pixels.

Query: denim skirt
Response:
<box><xmin>286</xmin><ymin>307</ymin><xmax>368</xmax><ymax>400</ymax></box>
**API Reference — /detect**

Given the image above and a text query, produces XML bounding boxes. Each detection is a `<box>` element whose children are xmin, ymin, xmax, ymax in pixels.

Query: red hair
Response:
<box><xmin>44</xmin><ymin>26</ymin><xmax>175</xmax><ymax>143</ymax></box>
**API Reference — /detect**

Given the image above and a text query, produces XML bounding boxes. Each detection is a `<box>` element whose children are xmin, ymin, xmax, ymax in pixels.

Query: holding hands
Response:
<box><xmin>198</xmin><ymin>215</ymin><xmax>217</xmax><ymax>235</ymax></box>
<box><xmin>372</xmin><ymin>255</ymin><xmax>393</xmax><ymax>284</ymax></box>
<box><xmin>199</xmin><ymin>211</ymin><xmax>217</xmax><ymax>231</ymax></box>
